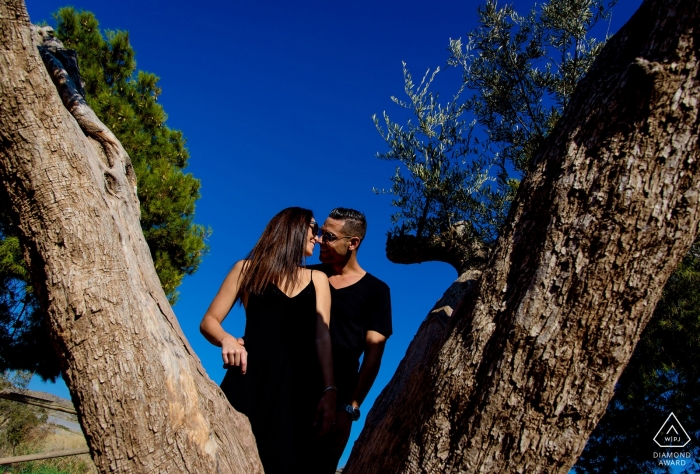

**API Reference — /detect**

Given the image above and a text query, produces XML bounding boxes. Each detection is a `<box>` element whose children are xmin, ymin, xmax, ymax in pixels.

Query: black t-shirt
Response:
<box><xmin>310</xmin><ymin>264</ymin><xmax>392</xmax><ymax>401</ymax></box>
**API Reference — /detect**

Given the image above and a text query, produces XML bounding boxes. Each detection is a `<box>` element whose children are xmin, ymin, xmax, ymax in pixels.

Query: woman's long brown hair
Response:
<box><xmin>236</xmin><ymin>207</ymin><xmax>313</xmax><ymax>302</ymax></box>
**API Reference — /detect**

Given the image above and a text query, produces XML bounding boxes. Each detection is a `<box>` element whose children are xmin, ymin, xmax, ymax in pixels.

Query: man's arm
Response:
<box><xmin>330</xmin><ymin>330</ymin><xmax>387</xmax><ymax>452</ymax></box>
<box><xmin>349</xmin><ymin>330</ymin><xmax>387</xmax><ymax>409</ymax></box>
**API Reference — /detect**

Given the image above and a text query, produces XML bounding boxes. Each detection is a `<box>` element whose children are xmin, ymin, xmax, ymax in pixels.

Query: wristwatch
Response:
<box><xmin>343</xmin><ymin>404</ymin><xmax>360</xmax><ymax>421</ymax></box>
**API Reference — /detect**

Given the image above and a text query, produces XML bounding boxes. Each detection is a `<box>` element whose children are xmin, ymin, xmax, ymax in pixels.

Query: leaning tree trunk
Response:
<box><xmin>345</xmin><ymin>0</ymin><xmax>700</xmax><ymax>472</ymax></box>
<box><xmin>0</xmin><ymin>1</ymin><xmax>262</xmax><ymax>472</ymax></box>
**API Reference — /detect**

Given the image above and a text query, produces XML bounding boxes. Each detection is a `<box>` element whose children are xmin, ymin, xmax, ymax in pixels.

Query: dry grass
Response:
<box><xmin>1</xmin><ymin>423</ymin><xmax>96</xmax><ymax>474</ymax></box>
<box><xmin>39</xmin><ymin>426</ymin><xmax>88</xmax><ymax>451</ymax></box>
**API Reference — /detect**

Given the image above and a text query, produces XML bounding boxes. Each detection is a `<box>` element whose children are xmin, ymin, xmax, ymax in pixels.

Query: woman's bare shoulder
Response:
<box><xmin>224</xmin><ymin>260</ymin><xmax>249</xmax><ymax>281</ymax></box>
<box><xmin>232</xmin><ymin>259</ymin><xmax>253</xmax><ymax>270</ymax></box>
<box><xmin>309</xmin><ymin>268</ymin><xmax>329</xmax><ymax>284</ymax></box>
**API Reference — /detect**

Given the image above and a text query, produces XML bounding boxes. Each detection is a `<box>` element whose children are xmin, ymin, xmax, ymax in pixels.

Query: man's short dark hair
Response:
<box><xmin>329</xmin><ymin>207</ymin><xmax>367</xmax><ymax>240</ymax></box>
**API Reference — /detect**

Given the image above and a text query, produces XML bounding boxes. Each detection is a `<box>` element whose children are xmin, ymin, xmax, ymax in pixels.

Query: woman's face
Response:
<box><xmin>304</xmin><ymin>218</ymin><xmax>318</xmax><ymax>257</ymax></box>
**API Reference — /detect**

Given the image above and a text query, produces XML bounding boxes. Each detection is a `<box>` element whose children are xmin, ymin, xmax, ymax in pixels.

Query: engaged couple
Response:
<box><xmin>200</xmin><ymin>207</ymin><xmax>392</xmax><ymax>474</ymax></box>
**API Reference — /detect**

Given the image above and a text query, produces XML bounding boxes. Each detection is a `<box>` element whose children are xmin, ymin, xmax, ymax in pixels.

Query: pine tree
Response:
<box><xmin>0</xmin><ymin>7</ymin><xmax>210</xmax><ymax>380</ymax></box>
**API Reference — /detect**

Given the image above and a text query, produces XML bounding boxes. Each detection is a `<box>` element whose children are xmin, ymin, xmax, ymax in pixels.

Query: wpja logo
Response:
<box><xmin>652</xmin><ymin>413</ymin><xmax>692</xmax><ymax>468</ymax></box>
<box><xmin>654</xmin><ymin>413</ymin><xmax>691</xmax><ymax>448</ymax></box>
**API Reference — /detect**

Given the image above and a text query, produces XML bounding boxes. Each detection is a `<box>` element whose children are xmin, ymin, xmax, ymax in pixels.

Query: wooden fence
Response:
<box><xmin>0</xmin><ymin>390</ymin><xmax>90</xmax><ymax>466</ymax></box>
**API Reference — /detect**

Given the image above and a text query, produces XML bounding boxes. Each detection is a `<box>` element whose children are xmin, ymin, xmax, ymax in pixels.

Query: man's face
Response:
<box><xmin>318</xmin><ymin>217</ymin><xmax>353</xmax><ymax>264</ymax></box>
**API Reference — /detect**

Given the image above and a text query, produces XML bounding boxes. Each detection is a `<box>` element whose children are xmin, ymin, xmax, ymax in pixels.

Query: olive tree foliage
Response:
<box><xmin>373</xmin><ymin>65</ymin><xmax>502</xmax><ymax>246</ymax></box>
<box><xmin>0</xmin><ymin>8</ymin><xmax>210</xmax><ymax>380</ymax></box>
<box><xmin>375</xmin><ymin>0</ymin><xmax>610</xmax><ymax>273</ymax></box>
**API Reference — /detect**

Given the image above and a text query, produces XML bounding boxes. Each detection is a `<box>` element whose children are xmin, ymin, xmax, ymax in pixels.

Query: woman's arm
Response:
<box><xmin>200</xmin><ymin>260</ymin><xmax>249</xmax><ymax>373</ymax></box>
<box><xmin>312</xmin><ymin>270</ymin><xmax>336</xmax><ymax>434</ymax></box>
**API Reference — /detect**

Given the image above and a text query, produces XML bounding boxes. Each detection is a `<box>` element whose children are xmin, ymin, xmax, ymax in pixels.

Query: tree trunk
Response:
<box><xmin>0</xmin><ymin>1</ymin><xmax>262</xmax><ymax>472</ymax></box>
<box><xmin>361</xmin><ymin>270</ymin><xmax>481</xmax><ymax>436</ymax></box>
<box><xmin>345</xmin><ymin>0</ymin><xmax>700</xmax><ymax>472</ymax></box>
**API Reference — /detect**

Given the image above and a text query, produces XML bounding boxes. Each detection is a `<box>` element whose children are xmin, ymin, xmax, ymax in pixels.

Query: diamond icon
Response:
<box><xmin>654</xmin><ymin>413</ymin><xmax>691</xmax><ymax>448</ymax></box>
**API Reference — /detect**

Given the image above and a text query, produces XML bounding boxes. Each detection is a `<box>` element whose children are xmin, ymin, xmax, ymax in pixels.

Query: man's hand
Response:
<box><xmin>221</xmin><ymin>335</ymin><xmax>247</xmax><ymax>374</ymax></box>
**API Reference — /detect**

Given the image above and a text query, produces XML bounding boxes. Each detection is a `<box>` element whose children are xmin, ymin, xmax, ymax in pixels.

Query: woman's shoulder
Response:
<box><xmin>306</xmin><ymin>267</ymin><xmax>329</xmax><ymax>284</ymax></box>
<box><xmin>226</xmin><ymin>259</ymin><xmax>247</xmax><ymax>277</ymax></box>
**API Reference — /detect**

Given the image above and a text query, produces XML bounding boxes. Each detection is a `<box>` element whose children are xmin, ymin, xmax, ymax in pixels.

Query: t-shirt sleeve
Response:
<box><xmin>369</xmin><ymin>281</ymin><xmax>392</xmax><ymax>338</ymax></box>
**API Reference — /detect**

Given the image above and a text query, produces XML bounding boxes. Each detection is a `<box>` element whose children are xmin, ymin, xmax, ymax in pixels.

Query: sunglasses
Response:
<box><xmin>317</xmin><ymin>229</ymin><xmax>353</xmax><ymax>243</ymax></box>
<box><xmin>309</xmin><ymin>221</ymin><xmax>319</xmax><ymax>236</ymax></box>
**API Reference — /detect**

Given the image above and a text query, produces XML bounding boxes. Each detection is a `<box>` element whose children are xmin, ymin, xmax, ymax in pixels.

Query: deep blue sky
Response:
<box><xmin>25</xmin><ymin>0</ymin><xmax>643</xmax><ymax>467</ymax></box>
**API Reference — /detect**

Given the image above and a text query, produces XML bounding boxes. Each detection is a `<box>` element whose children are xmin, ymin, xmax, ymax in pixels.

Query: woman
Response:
<box><xmin>200</xmin><ymin>207</ymin><xmax>335</xmax><ymax>473</ymax></box>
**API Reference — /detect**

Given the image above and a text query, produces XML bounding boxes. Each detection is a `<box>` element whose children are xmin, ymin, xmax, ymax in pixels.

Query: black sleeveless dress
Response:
<box><xmin>220</xmin><ymin>279</ymin><xmax>323</xmax><ymax>474</ymax></box>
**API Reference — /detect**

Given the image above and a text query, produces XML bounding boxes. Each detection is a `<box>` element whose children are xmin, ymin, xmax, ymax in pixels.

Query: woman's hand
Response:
<box><xmin>314</xmin><ymin>389</ymin><xmax>337</xmax><ymax>436</ymax></box>
<box><xmin>221</xmin><ymin>335</ymin><xmax>248</xmax><ymax>374</ymax></box>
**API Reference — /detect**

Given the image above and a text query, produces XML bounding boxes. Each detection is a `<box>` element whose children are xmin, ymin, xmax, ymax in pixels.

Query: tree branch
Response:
<box><xmin>386</xmin><ymin>227</ymin><xmax>488</xmax><ymax>275</ymax></box>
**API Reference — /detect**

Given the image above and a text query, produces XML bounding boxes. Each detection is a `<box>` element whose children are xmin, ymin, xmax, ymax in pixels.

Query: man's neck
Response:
<box><xmin>328</xmin><ymin>256</ymin><xmax>366</xmax><ymax>288</ymax></box>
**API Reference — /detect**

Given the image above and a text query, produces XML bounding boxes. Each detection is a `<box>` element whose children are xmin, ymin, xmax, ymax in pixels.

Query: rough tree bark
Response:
<box><xmin>346</xmin><ymin>0</ymin><xmax>700</xmax><ymax>472</ymax></box>
<box><xmin>0</xmin><ymin>1</ymin><xmax>262</xmax><ymax>472</ymax></box>
<box><xmin>385</xmin><ymin>231</ymin><xmax>488</xmax><ymax>276</ymax></box>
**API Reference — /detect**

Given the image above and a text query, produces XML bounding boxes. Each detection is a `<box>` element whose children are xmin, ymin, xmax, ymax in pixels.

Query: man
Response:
<box><xmin>311</xmin><ymin>207</ymin><xmax>392</xmax><ymax>472</ymax></box>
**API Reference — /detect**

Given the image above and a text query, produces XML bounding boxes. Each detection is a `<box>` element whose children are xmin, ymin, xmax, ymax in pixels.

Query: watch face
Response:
<box><xmin>345</xmin><ymin>404</ymin><xmax>360</xmax><ymax>421</ymax></box>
